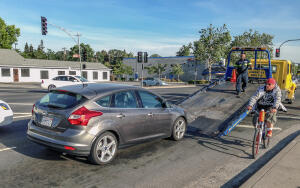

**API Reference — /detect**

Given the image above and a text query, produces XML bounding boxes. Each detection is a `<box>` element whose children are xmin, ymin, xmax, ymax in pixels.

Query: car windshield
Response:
<box><xmin>75</xmin><ymin>76</ymin><xmax>88</xmax><ymax>82</ymax></box>
<box><xmin>38</xmin><ymin>91</ymin><xmax>87</xmax><ymax>109</ymax></box>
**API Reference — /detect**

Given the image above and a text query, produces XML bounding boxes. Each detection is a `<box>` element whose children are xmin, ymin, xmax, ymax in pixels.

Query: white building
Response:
<box><xmin>0</xmin><ymin>49</ymin><xmax>111</xmax><ymax>83</ymax></box>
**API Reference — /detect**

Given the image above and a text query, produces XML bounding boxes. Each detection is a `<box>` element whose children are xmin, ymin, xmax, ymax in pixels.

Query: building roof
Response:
<box><xmin>0</xmin><ymin>49</ymin><xmax>110</xmax><ymax>70</ymax></box>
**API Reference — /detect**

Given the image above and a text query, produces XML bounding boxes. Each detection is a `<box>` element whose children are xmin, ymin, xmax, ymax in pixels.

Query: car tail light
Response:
<box><xmin>68</xmin><ymin>106</ymin><xmax>103</xmax><ymax>126</ymax></box>
<box><xmin>32</xmin><ymin>104</ymin><xmax>35</xmax><ymax>115</ymax></box>
<box><xmin>64</xmin><ymin>146</ymin><xmax>76</xmax><ymax>151</ymax></box>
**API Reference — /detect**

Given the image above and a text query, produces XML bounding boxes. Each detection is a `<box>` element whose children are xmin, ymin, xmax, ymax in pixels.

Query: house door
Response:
<box><xmin>13</xmin><ymin>69</ymin><xmax>19</xmax><ymax>82</ymax></box>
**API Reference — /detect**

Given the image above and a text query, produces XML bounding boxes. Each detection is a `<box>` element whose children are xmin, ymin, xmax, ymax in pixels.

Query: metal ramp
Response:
<box><xmin>179</xmin><ymin>81</ymin><xmax>259</xmax><ymax>137</ymax></box>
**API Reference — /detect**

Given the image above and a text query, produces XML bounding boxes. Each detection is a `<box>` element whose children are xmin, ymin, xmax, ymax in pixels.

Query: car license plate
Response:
<box><xmin>41</xmin><ymin>116</ymin><xmax>53</xmax><ymax>127</ymax></box>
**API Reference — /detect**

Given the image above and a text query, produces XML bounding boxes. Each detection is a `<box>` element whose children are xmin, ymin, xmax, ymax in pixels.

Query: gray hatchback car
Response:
<box><xmin>27</xmin><ymin>83</ymin><xmax>187</xmax><ymax>165</ymax></box>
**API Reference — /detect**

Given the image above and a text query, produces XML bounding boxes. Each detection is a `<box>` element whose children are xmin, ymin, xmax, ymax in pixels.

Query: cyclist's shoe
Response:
<box><xmin>267</xmin><ymin>130</ymin><xmax>272</xmax><ymax>137</ymax></box>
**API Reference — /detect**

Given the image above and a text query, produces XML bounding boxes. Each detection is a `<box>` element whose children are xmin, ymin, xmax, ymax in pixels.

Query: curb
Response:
<box><xmin>241</xmin><ymin>133</ymin><xmax>300</xmax><ymax>188</ymax></box>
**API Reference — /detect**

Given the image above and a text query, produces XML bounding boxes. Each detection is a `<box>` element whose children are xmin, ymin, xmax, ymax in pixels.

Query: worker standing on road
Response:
<box><xmin>247</xmin><ymin>78</ymin><xmax>282</xmax><ymax>137</ymax></box>
<box><xmin>234</xmin><ymin>52</ymin><xmax>252</xmax><ymax>95</ymax></box>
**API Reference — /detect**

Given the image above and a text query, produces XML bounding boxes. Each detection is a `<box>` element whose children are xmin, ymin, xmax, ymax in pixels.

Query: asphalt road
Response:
<box><xmin>0</xmin><ymin>84</ymin><xmax>299</xmax><ymax>188</ymax></box>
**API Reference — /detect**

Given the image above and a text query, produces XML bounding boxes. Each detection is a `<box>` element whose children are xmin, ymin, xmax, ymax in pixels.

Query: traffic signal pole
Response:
<box><xmin>276</xmin><ymin>38</ymin><xmax>300</xmax><ymax>57</ymax></box>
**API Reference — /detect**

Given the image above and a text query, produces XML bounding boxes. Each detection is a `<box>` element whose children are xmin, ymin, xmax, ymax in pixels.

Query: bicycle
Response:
<box><xmin>252</xmin><ymin>109</ymin><xmax>270</xmax><ymax>159</ymax></box>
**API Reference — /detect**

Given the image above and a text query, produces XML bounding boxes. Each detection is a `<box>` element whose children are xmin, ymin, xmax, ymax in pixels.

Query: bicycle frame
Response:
<box><xmin>252</xmin><ymin>109</ymin><xmax>269</xmax><ymax>159</ymax></box>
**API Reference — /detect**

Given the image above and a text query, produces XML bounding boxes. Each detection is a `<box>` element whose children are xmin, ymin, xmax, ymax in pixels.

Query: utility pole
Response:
<box><xmin>62</xmin><ymin>47</ymin><xmax>66</xmax><ymax>61</ymax></box>
<box><xmin>45</xmin><ymin>20</ymin><xmax>82</xmax><ymax>74</ymax></box>
<box><xmin>75</xmin><ymin>33</ymin><xmax>82</xmax><ymax>75</ymax></box>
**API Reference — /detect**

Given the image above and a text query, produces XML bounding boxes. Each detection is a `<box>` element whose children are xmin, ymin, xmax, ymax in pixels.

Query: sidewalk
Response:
<box><xmin>241</xmin><ymin>134</ymin><xmax>300</xmax><ymax>188</ymax></box>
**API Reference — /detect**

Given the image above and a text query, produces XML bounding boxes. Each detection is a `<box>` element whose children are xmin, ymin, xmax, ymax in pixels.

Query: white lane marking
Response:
<box><xmin>0</xmin><ymin>147</ymin><xmax>16</xmax><ymax>152</ymax></box>
<box><xmin>8</xmin><ymin>103</ymin><xmax>33</xmax><ymax>106</ymax></box>
<box><xmin>14</xmin><ymin>113</ymin><xmax>31</xmax><ymax>115</ymax></box>
<box><xmin>238</xmin><ymin>124</ymin><xmax>282</xmax><ymax>130</ymax></box>
<box><xmin>14</xmin><ymin>115</ymin><xmax>32</xmax><ymax>119</ymax></box>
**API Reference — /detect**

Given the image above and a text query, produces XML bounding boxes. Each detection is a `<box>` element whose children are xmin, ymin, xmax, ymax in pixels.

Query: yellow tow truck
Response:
<box><xmin>249</xmin><ymin>59</ymin><xmax>297</xmax><ymax>103</ymax></box>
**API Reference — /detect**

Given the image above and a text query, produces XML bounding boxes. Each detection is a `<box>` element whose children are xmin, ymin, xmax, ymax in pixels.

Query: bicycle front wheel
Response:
<box><xmin>252</xmin><ymin>129</ymin><xmax>261</xmax><ymax>159</ymax></box>
<box><xmin>263</xmin><ymin>132</ymin><xmax>270</xmax><ymax>149</ymax></box>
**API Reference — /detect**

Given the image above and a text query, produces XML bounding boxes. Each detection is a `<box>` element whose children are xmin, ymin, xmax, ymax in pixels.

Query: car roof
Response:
<box><xmin>54</xmin><ymin>83</ymin><xmax>140</xmax><ymax>99</ymax></box>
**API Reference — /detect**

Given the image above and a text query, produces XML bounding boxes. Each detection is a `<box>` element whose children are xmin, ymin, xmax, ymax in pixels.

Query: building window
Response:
<box><xmin>21</xmin><ymin>68</ymin><xmax>30</xmax><ymax>77</ymax></box>
<box><xmin>93</xmin><ymin>71</ymin><xmax>98</xmax><ymax>80</ymax></box>
<box><xmin>40</xmin><ymin>70</ymin><xmax>49</xmax><ymax>79</ymax></box>
<box><xmin>58</xmin><ymin>71</ymin><xmax>65</xmax><ymax>75</ymax></box>
<box><xmin>69</xmin><ymin>71</ymin><xmax>76</xmax><ymax>75</ymax></box>
<box><xmin>1</xmin><ymin>68</ymin><xmax>11</xmax><ymax>77</ymax></box>
<box><xmin>82</xmin><ymin>71</ymin><xmax>88</xmax><ymax>79</ymax></box>
<box><xmin>103</xmin><ymin>72</ymin><xmax>108</xmax><ymax>80</ymax></box>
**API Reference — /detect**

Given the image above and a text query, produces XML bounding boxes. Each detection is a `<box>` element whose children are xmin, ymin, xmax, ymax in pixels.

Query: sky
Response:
<box><xmin>1</xmin><ymin>0</ymin><xmax>300</xmax><ymax>62</ymax></box>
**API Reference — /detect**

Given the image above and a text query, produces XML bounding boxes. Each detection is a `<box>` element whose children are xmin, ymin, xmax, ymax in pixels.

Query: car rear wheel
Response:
<box><xmin>89</xmin><ymin>132</ymin><xmax>118</xmax><ymax>165</ymax></box>
<box><xmin>171</xmin><ymin>117</ymin><xmax>186</xmax><ymax>141</ymax></box>
<box><xmin>48</xmin><ymin>85</ymin><xmax>56</xmax><ymax>92</ymax></box>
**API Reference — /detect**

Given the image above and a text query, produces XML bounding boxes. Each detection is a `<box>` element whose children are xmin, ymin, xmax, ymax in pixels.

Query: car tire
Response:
<box><xmin>88</xmin><ymin>132</ymin><xmax>118</xmax><ymax>165</ymax></box>
<box><xmin>48</xmin><ymin>85</ymin><xmax>56</xmax><ymax>92</ymax></box>
<box><xmin>171</xmin><ymin>117</ymin><xmax>186</xmax><ymax>141</ymax></box>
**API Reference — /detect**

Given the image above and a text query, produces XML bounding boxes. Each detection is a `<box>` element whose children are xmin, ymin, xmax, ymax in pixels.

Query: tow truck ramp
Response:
<box><xmin>179</xmin><ymin>80</ymin><xmax>259</xmax><ymax>137</ymax></box>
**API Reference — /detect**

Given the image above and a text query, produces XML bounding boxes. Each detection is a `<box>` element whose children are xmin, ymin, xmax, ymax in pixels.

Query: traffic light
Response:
<box><xmin>144</xmin><ymin>52</ymin><xmax>148</xmax><ymax>63</ymax></box>
<box><xmin>137</xmin><ymin>52</ymin><xmax>143</xmax><ymax>63</ymax></box>
<box><xmin>82</xmin><ymin>64</ymin><xmax>86</xmax><ymax>69</ymax></box>
<box><xmin>41</xmin><ymin>16</ymin><xmax>47</xmax><ymax>35</ymax></box>
<box><xmin>82</xmin><ymin>49</ymin><xmax>87</xmax><ymax>61</ymax></box>
<box><xmin>275</xmin><ymin>48</ymin><xmax>280</xmax><ymax>57</ymax></box>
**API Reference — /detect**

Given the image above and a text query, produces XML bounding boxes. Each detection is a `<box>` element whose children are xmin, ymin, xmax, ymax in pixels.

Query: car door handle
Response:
<box><xmin>116</xmin><ymin>114</ymin><xmax>125</xmax><ymax>118</ymax></box>
<box><xmin>148</xmin><ymin>113</ymin><xmax>153</xmax><ymax>117</ymax></box>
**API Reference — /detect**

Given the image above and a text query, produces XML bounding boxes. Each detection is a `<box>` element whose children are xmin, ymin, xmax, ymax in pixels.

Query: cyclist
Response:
<box><xmin>247</xmin><ymin>78</ymin><xmax>282</xmax><ymax>137</ymax></box>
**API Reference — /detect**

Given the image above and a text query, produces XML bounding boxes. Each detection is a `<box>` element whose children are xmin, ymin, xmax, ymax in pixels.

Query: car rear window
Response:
<box><xmin>38</xmin><ymin>91</ymin><xmax>87</xmax><ymax>109</ymax></box>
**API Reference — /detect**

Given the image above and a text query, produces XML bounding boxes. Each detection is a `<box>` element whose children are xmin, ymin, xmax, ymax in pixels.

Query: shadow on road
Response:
<box><xmin>185</xmin><ymin>127</ymin><xmax>253</xmax><ymax>159</ymax></box>
<box><xmin>0</xmin><ymin>119</ymin><xmax>68</xmax><ymax>162</ymax></box>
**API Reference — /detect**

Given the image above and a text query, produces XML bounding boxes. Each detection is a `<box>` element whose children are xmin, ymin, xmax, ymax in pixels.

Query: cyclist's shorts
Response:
<box><xmin>266</xmin><ymin>112</ymin><xmax>277</xmax><ymax>125</ymax></box>
<box><xmin>253</xmin><ymin>112</ymin><xmax>277</xmax><ymax>125</ymax></box>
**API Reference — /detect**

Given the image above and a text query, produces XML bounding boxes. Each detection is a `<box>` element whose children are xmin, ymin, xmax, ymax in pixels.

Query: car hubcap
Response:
<box><xmin>175</xmin><ymin>120</ymin><xmax>185</xmax><ymax>139</ymax></box>
<box><xmin>96</xmin><ymin>135</ymin><xmax>116</xmax><ymax>163</ymax></box>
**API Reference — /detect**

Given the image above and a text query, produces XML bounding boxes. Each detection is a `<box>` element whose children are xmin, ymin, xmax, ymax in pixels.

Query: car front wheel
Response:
<box><xmin>171</xmin><ymin>117</ymin><xmax>186</xmax><ymax>141</ymax></box>
<box><xmin>89</xmin><ymin>132</ymin><xmax>118</xmax><ymax>165</ymax></box>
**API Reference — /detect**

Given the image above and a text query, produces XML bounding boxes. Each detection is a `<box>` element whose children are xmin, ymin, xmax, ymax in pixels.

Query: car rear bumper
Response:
<box><xmin>27</xmin><ymin>120</ymin><xmax>93</xmax><ymax>156</ymax></box>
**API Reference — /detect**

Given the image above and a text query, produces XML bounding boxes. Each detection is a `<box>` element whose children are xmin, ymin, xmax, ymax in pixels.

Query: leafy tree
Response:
<box><xmin>193</xmin><ymin>24</ymin><xmax>231</xmax><ymax>81</ymax></box>
<box><xmin>0</xmin><ymin>17</ymin><xmax>20</xmax><ymax>49</ymax></box>
<box><xmin>171</xmin><ymin>64</ymin><xmax>184</xmax><ymax>81</ymax></box>
<box><xmin>69</xmin><ymin>43</ymin><xmax>94</xmax><ymax>62</ymax></box>
<box><xmin>46</xmin><ymin>49</ymin><xmax>56</xmax><ymax>60</ymax></box>
<box><xmin>230</xmin><ymin>29</ymin><xmax>274</xmax><ymax>60</ymax></box>
<box><xmin>176</xmin><ymin>43</ymin><xmax>192</xmax><ymax>56</ymax></box>
<box><xmin>150</xmin><ymin>54</ymin><xmax>161</xmax><ymax>57</ymax></box>
<box><xmin>145</xmin><ymin>64</ymin><xmax>167</xmax><ymax>78</ymax></box>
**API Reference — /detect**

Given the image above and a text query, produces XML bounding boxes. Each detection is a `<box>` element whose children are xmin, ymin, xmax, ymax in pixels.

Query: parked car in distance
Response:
<box><xmin>143</xmin><ymin>78</ymin><xmax>168</xmax><ymax>86</ymax></box>
<box><xmin>27</xmin><ymin>83</ymin><xmax>187</xmax><ymax>165</ymax></box>
<box><xmin>0</xmin><ymin>100</ymin><xmax>13</xmax><ymax>126</ymax></box>
<box><xmin>41</xmin><ymin>75</ymin><xmax>94</xmax><ymax>91</ymax></box>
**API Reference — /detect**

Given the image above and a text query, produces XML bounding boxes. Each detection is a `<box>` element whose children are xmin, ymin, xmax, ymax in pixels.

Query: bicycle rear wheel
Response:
<box><xmin>252</xmin><ymin>129</ymin><xmax>261</xmax><ymax>159</ymax></box>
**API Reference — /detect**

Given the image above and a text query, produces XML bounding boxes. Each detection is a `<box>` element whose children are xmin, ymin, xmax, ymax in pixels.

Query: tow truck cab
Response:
<box><xmin>249</xmin><ymin>59</ymin><xmax>297</xmax><ymax>103</ymax></box>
